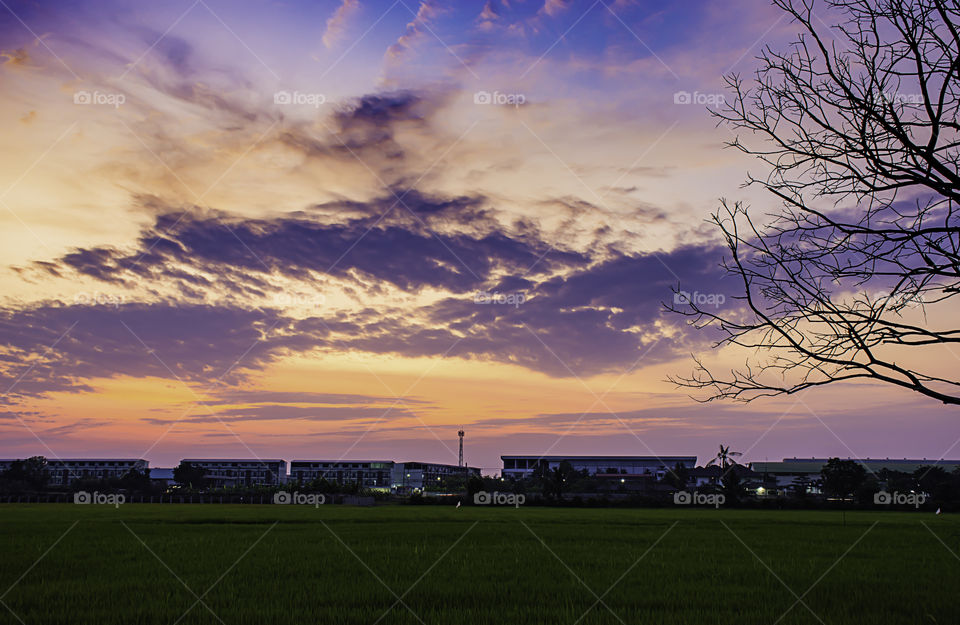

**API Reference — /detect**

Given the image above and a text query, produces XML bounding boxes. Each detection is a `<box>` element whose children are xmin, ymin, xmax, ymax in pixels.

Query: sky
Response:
<box><xmin>0</xmin><ymin>0</ymin><xmax>957</xmax><ymax>472</ymax></box>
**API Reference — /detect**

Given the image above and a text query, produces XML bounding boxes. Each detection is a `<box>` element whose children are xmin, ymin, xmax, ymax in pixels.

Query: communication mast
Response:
<box><xmin>458</xmin><ymin>429</ymin><xmax>465</xmax><ymax>468</ymax></box>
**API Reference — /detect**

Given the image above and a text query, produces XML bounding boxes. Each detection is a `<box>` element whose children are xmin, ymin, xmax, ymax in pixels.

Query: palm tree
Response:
<box><xmin>706</xmin><ymin>445</ymin><xmax>744</xmax><ymax>504</ymax></box>
<box><xmin>705</xmin><ymin>445</ymin><xmax>742</xmax><ymax>472</ymax></box>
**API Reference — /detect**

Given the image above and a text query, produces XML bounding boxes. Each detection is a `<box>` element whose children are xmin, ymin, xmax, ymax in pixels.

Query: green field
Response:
<box><xmin>0</xmin><ymin>505</ymin><xmax>958</xmax><ymax>624</ymax></box>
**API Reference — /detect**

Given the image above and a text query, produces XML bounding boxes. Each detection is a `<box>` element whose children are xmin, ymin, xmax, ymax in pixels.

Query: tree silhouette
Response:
<box><xmin>671</xmin><ymin>0</ymin><xmax>960</xmax><ymax>405</ymax></box>
<box><xmin>821</xmin><ymin>458</ymin><xmax>868</xmax><ymax>499</ymax></box>
<box><xmin>0</xmin><ymin>456</ymin><xmax>49</xmax><ymax>490</ymax></box>
<box><xmin>706</xmin><ymin>445</ymin><xmax>744</xmax><ymax>503</ymax></box>
<box><xmin>705</xmin><ymin>445</ymin><xmax>743</xmax><ymax>472</ymax></box>
<box><xmin>663</xmin><ymin>462</ymin><xmax>690</xmax><ymax>490</ymax></box>
<box><xmin>173</xmin><ymin>461</ymin><xmax>206</xmax><ymax>489</ymax></box>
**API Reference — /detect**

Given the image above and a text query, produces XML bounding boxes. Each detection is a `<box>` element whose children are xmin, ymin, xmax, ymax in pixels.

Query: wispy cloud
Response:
<box><xmin>322</xmin><ymin>0</ymin><xmax>361</xmax><ymax>49</ymax></box>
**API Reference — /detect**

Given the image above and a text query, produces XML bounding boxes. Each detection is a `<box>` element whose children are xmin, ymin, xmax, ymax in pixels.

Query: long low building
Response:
<box><xmin>181</xmin><ymin>459</ymin><xmax>287</xmax><ymax>487</ymax></box>
<box><xmin>749</xmin><ymin>457</ymin><xmax>960</xmax><ymax>487</ymax></box>
<box><xmin>501</xmin><ymin>455</ymin><xmax>697</xmax><ymax>481</ymax></box>
<box><xmin>289</xmin><ymin>461</ymin><xmax>394</xmax><ymax>489</ymax></box>
<box><xmin>0</xmin><ymin>458</ymin><xmax>148</xmax><ymax>486</ymax></box>
<box><xmin>289</xmin><ymin>460</ymin><xmax>480</xmax><ymax>493</ymax></box>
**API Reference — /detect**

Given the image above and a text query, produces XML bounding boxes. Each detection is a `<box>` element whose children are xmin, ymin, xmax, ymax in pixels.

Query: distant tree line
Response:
<box><xmin>816</xmin><ymin>458</ymin><xmax>960</xmax><ymax>507</ymax></box>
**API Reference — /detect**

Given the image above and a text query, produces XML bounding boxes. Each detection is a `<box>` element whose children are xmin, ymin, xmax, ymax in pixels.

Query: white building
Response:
<box><xmin>180</xmin><ymin>459</ymin><xmax>286</xmax><ymax>487</ymax></box>
<box><xmin>501</xmin><ymin>455</ymin><xmax>697</xmax><ymax>481</ymax></box>
<box><xmin>288</xmin><ymin>460</ymin><xmax>478</xmax><ymax>493</ymax></box>
<box><xmin>288</xmin><ymin>461</ymin><xmax>394</xmax><ymax>490</ymax></box>
<box><xmin>0</xmin><ymin>458</ymin><xmax>148</xmax><ymax>486</ymax></box>
<box><xmin>391</xmin><ymin>461</ymin><xmax>480</xmax><ymax>493</ymax></box>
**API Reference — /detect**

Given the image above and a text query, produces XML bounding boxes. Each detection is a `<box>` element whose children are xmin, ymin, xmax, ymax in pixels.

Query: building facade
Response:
<box><xmin>180</xmin><ymin>459</ymin><xmax>287</xmax><ymax>487</ymax></box>
<box><xmin>288</xmin><ymin>461</ymin><xmax>394</xmax><ymax>490</ymax></box>
<box><xmin>392</xmin><ymin>462</ymin><xmax>480</xmax><ymax>493</ymax></box>
<box><xmin>500</xmin><ymin>455</ymin><xmax>697</xmax><ymax>481</ymax></box>
<box><xmin>749</xmin><ymin>457</ymin><xmax>960</xmax><ymax>489</ymax></box>
<box><xmin>0</xmin><ymin>458</ymin><xmax>149</xmax><ymax>486</ymax></box>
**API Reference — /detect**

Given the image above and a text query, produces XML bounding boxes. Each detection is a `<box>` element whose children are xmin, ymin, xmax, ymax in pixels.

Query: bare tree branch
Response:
<box><xmin>671</xmin><ymin>0</ymin><xmax>960</xmax><ymax>405</ymax></box>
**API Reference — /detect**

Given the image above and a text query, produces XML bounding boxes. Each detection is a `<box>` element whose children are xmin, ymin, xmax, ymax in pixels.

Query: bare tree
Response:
<box><xmin>672</xmin><ymin>0</ymin><xmax>960</xmax><ymax>405</ymax></box>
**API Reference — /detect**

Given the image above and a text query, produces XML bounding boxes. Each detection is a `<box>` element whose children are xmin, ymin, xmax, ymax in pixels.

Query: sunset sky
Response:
<box><xmin>1</xmin><ymin>0</ymin><xmax>957</xmax><ymax>472</ymax></box>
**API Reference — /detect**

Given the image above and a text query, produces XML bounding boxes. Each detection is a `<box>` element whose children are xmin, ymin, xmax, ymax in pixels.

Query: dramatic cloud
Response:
<box><xmin>6</xmin><ymin>199</ymin><xmax>734</xmax><ymax>394</ymax></box>
<box><xmin>0</xmin><ymin>304</ymin><xmax>294</xmax><ymax>398</ymax></box>
<box><xmin>47</xmin><ymin>203</ymin><xmax>580</xmax><ymax>295</ymax></box>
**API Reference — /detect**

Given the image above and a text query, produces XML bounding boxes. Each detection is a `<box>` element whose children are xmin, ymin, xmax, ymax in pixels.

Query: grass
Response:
<box><xmin>0</xmin><ymin>504</ymin><xmax>958</xmax><ymax>624</ymax></box>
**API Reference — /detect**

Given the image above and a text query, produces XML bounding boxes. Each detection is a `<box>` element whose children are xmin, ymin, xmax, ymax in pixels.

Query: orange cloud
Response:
<box><xmin>1</xmin><ymin>48</ymin><xmax>32</xmax><ymax>68</ymax></box>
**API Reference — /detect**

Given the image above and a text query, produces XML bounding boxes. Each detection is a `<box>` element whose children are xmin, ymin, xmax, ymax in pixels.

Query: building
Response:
<box><xmin>0</xmin><ymin>458</ymin><xmax>149</xmax><ymax>486</ymax></box>
<box><xmin>748</xmin><ymin>459</ymin><xmax>824</xmax><ymax>489</ymax></box>
<box><xmin>287</xmin><ymin>460</ymin><xmax>479</xmax><ymax>493</ymax></box>
<box><xmin>687</xmin><ymin>464</ymin><xmax>761</xmax><ymax>490</ymax></box>
<box><xmin>148</xmin><ymin>468</ymin><xmax>176</xmax><ymax>489</ymax></box>
<box><xmin>180</xmin><ymin>459</ymin><xmax>287</xmax><ymax>487</ymax></box>
<box><xmin>392</xmin><ymin>462</ymin><xmax>480</xmax><ymax>493</ymax></box>
<box><xmin>288</xmin><ymin>461</ymin><xmax>394</xmax><ymax>490</ymax></box>
<box><xmin>749</xmin><ymin>457</ymin><xmax>960</xmax><ymax>489</ymax></box>
<box><xmin>687</xmin><ymin>465</ymin><xmax>723</xmax><ymax>488</ymax></box>
<box><xmin>501</xmin><ymin>455</ymin><xmax>697</xmax><ymax>481</ymax></box>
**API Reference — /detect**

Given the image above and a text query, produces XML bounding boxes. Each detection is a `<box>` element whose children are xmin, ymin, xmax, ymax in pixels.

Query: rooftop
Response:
<box><xmin>0</xmin><ymin>458</ymin><xmax>147</xmax><ymax>463</ymax></box>
<box><xmin>290</xmin><ymin>460</ymin><xmax>394</xmax><ymax>464</ymax></box>
<box><xmin>501</xmin><ymin>455</ymin><xmax>696</xmax><ymax>461</ymax></box>
<box><xmin>181</xmin><ymin>459</ymin><xmax>287</xmax><ymax>464</ymax></box>
<box><xmin>750</xmin><ymin>458</ymin><xmax>960</xmax><ymax>474</ymax></box>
